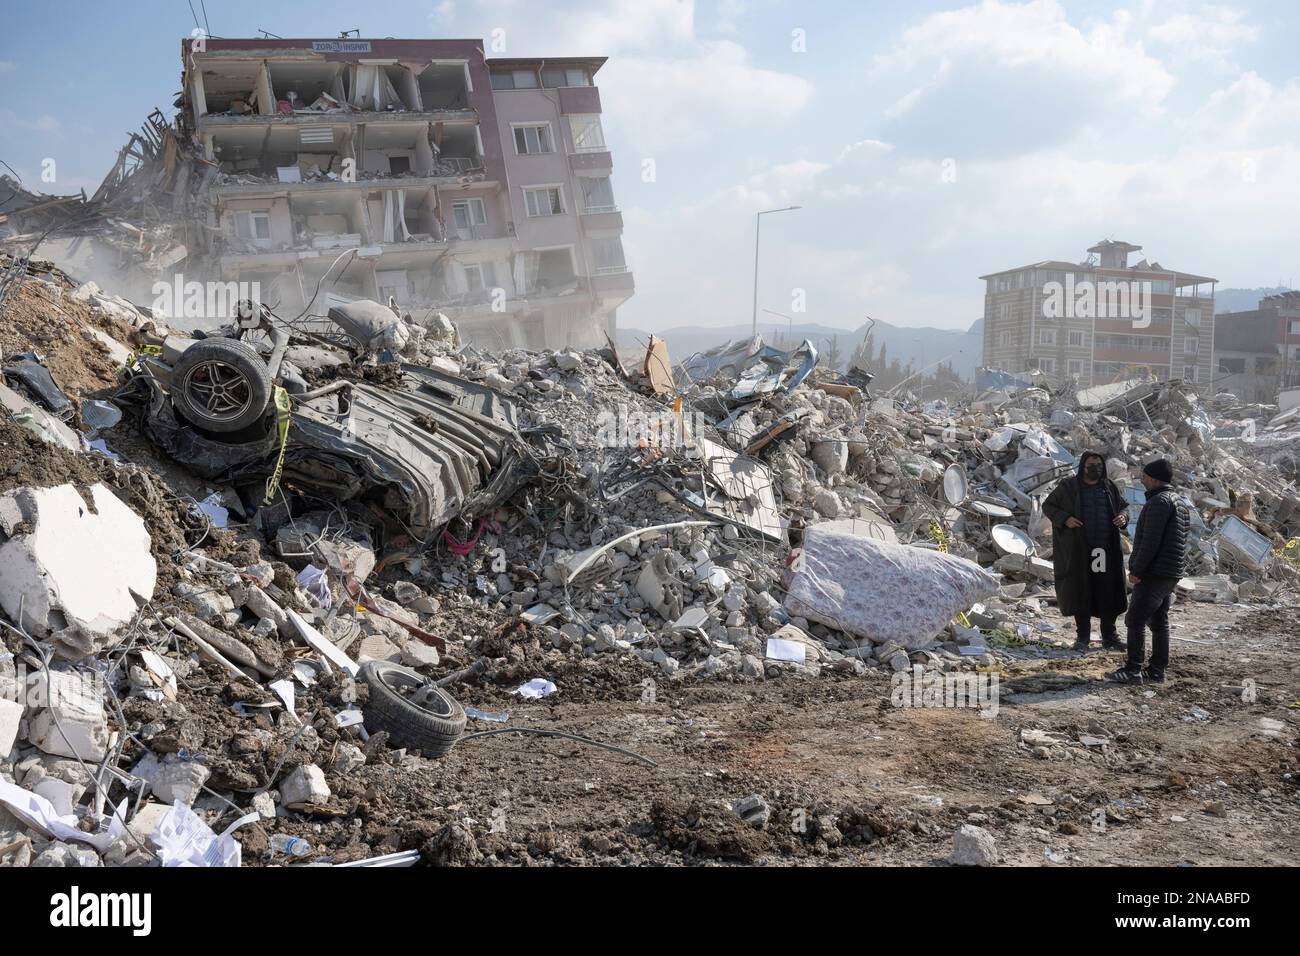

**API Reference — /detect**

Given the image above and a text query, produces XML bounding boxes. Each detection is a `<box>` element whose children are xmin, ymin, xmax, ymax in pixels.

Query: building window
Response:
<box><xmin>1183</xmin><ymin>365</ymin><xmax>1199</xmax><ymax>383</ymax></box>
<box><xmin>998</xmin><ymin>331</ymin><xmax>1012</xmax><ymax>348</ymax></box>
<box><xmin>1184</xmin><ymin>337</ymin><xmax>1199</xmax><ymax>355</ymax></box>
<box><xmin>1037</xmin><ymin>357</ymin><xmax>1056</xmax><ymax>374</ymax></box>
<box><xmin>542</xmin><ymin>67</ymin><xmax>590</xmax><ymax>88</ymax></box>
<box><xmin>1068</xmin><ymin>359</ymin><xmax>1083</xmax><ymax>376</ymax></box>
<box><xmin>579</xmin><ymin>177</ymin><xmax>616</xmax><ymax>213</ymax></box>
<box><xmin>463</xmin><ymin>263</ymin><xmax>487</xmax><ymax>293</ymax></box>
<box><xmin>451</xmin><ymin>198</ymin><xmax>487</xmax><ymax>239</ymax></box>
<box><xmin>1290</xmin><ymin>320</ymin><xmax>1300</xmax><ymax>335</ymax></box>
<box><xmin>1218</xmin><ymin>358</ymin><xmax>1246</xmax><ymax>374</ymax></box>
<box><xmin>569</xmin><ymin>114</ymin><xmax>606</xmax><ymax>152</ymax></box>
<box><xmin>997</xmin><ymin>277</ymin><xmax>1013</xmax><ymax>292</ymax></box>
<box><xmin>1068</xmin><ymin>330</ymin><xmax>1085</xmax><ymax>348</ymax></box>
<box><xmin>999</xmin><ymin>302</ymin><xmax>1012</xmax><ymax>322</ymax></box>
<box><xmin>524</xmin><ymin>186</ymin><xmax>565</xmax><ymax>217</ymax></box>
<box><xmin>513</xmin><ymin>124</ymin><xmax>554</xmax><ymax>155</ymax></box>
<box><xmin>234</xmin><ymin>211</ymin><xmax>272</xmax><ymax>248</ymax></box>
<box><xmin>590</xmin><ymin>237</ymin><xmax>626</xmax><ymax>273</ymax></box>
<box><xmin>491</xmin><ymin>70</ymin><xmax>539</xmax><ymax>90</ymax></box>
<box><xmin>1184</xmin><ymin>308</ymin><xmax>1201</xmax><ymax>327</ymax></box>
<box><xmin>1038</xmin><ymin>328</ymin><xmax>1057</xmax><ymax>346</ymax></box>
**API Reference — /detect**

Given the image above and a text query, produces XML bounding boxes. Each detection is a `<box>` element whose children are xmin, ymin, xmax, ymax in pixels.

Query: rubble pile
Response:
<box><xmin>2</xmin><ymin>253</ymin><xmax>1298</xmax><ymax>868</ymax></box>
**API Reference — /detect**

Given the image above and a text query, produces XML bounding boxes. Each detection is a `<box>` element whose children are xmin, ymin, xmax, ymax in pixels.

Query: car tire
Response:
<box><xmin>360</xmin><ymin>660</ymin><xmax>466</xmax><ymax>758</ymax></box>
<box><xmin>171</xmin><ymin>337</ymin><xmax>272</xmax><ymax>433</ymax></box>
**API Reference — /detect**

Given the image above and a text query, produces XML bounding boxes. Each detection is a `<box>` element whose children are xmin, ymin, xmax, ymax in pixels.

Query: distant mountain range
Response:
<box><xmin>618</xmin><ymin>317</ymin><xmax>983</xmax><ymax>381</ymax></box>
<box><xmin>1214</xmin><ymin>287</ymin><xmax>1293</xmax><ymax>313</ymax></box>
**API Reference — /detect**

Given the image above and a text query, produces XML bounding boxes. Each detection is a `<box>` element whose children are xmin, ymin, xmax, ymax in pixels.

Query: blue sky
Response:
<box><xmin>2</xmin><ymin>0</ymin><xmax>1297</xmax><ymax>332</ymax></box>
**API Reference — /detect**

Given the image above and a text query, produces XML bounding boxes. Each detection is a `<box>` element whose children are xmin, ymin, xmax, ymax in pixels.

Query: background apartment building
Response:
<box><xmin>980</xmin><ymin>240</ymin><xmax>1216</xmax><ymax>393</ymax></box>
<box><xmin>1213</xmin><ymin>290</ymin><xmax>1300</xmax><ymax>402</ymax></box>
<box><xmin>180</xmin><ymin>37</ymin><xmax>632</xmax><ymax>349</ymax></box>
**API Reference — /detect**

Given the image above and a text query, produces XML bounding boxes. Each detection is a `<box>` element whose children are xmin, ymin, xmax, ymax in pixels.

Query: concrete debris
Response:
<box><xmin>0</xmin><ymin>483</ymin><xmax>156</xmax><ymax>658</ymax></box>
<box><xmin>1</xmin><ymin>246</ymin><xmax>1298</xmax><ymax>870</ymax></box>
<box><xmin>949</xmin><ymin>824</ymin><xmax>999</xmax><ymax>866</ymax></box>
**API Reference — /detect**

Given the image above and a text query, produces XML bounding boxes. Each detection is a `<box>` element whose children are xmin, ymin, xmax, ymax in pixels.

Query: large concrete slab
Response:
<box><xmin>0</xmin><ymin>483</ymin><xmax>156</xmax><ymax>658</ymax></box>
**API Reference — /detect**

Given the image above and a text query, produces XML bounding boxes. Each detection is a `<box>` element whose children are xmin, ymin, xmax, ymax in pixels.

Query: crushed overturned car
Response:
<box><xmin>116</xmin><ymin>298</ymin><xmax>527</xmax><ymax>541</ymax></box>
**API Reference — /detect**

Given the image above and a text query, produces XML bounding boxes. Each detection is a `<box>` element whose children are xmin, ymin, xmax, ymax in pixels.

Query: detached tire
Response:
<box><xmin>171</xmin><ymin>337</ymin><xmax>271</xmax><ymax>433</ymax></box>
<box><xmin>360</xmin><ymin>661</ymin><xmax>466</xmax><ymax>758</ymax></box>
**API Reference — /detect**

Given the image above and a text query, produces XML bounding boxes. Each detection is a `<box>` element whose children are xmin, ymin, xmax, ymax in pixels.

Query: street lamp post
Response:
<box><xmin>751</xmin><ymin>205</ymin><xmax>801</xmax><ymax>338</ymax></box>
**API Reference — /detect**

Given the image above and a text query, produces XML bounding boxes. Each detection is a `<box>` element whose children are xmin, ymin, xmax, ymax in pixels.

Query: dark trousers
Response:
<box><xmin>1074</xmin><ymin>613</ymin><xmax>1118</xmax><ymax>643</ymax></box>
<box><xmin>1125</xmin><ymin>576</ymin><xmax>1178</xmax><ymax>673</ymax></box>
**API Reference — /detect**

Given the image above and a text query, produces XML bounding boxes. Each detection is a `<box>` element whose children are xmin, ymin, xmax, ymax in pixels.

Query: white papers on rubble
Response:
<box><xmin>515</xmin><ymin>679</ymin><xmax>557</xmax><ymax>699</ymax></box>
<box><xmin>153</xmin><ymin>803</ymin><xmax>255</xmax><ymax>867</ymax></box>
<box><xmin>783</xmin><ymin>528</ymin><xmax>1000</xmax><ymax>650</ymax></box>
<box><xmin>0</xmin><ymin>778</ymin><xmax>126</xmax><ymax>853</ymax></box>
<box><xmin>764</xmin><ymin>637</ymin><xmax>806</xmax><ymax>664</ymax></box>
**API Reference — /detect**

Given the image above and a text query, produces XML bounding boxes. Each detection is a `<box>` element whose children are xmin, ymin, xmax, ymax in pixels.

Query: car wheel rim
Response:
<box><xmin>182</xmin><ymin>361</ymin><xmax>254</xmax><ymax>423</ymax></box>
<box><xmin>380</xmin><ymin>669</ymin><xmax>453</xmax><ymax>717</ymax></box>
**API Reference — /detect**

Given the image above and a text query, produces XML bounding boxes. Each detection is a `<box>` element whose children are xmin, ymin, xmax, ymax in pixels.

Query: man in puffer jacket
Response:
<box><xmin>1108</xmin><ymin>458</ymin><xmax>1189</xmax><ymax>684</ymax></box>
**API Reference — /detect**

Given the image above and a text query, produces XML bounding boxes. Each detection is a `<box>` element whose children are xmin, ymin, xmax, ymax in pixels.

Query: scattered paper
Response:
<box><xmin>515</xmin><ymin>678</ymin><xmax>557</xmax><ymax>699</ymax></box>
<box><xmin>0</xmin><ymin>778</ymin><xmax>125</xmax><ymax>853</ymax></box>
<box><xmin>765</xmin><ymin>637</ymin><xmax>807</xmax><ymax>664</ymax></box>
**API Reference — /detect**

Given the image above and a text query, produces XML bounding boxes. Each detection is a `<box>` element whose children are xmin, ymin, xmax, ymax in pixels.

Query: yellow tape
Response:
<box><xmin>931</xmin><ymin>521</ymin><xmax>974</xmax><ymax>629</ymax></box>
<box><xmin>262</xmin><ymin>386</ymin><xmax>292</xmax><ymax>506</ymax></box>
<box><xmin>119</xmin><ymin>343</ymin><xmax>163</xmax><ymax>373</ymax></box>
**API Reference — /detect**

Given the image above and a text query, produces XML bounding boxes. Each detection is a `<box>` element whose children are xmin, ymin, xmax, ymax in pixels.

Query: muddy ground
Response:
<box><xmin>234</xmin><ymin>598</ymin><xmax>1298</xmax><ymax>867</ymax></box>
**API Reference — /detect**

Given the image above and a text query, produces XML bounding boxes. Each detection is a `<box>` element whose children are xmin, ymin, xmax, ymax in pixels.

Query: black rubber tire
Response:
<box><xmin>171</xmin><ymin>337</ymin><xmax>272</xmax><ymax>433</ymax></box>
<box><xmin>360</xmin><ymin>661</ymin><xmax>466</xmax><ymax>758</ymax></box>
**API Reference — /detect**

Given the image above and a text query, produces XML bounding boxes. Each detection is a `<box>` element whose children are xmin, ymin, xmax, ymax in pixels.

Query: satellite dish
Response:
<box><xmin>943</xmin><ymin>464</ymin><xmax>968</xmax><ymax>505</ymax></box>
<box><xmin>991</xmin><ymin>523</ymin><xmax>1036</xmax><ymax>557</ymax></box>
<box><xmin>968</xmin><ymin>500</ymin><xmax>1014</xmax><ymax>519</ymax></box>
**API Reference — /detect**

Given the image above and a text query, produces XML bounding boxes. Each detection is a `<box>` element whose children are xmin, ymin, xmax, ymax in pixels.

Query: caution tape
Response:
<box><xmin>931</xmin><ymin>521</ymin><xmax>974</xmax><ymax>629</ymax></box>
<box><xmin>119</xmin><ymin>343</ymin><xmax>163</xmax><ymax>374</ymax></box>
<box><xmin>262</xmin><ymin>386</ymin><xmax>292</xmax><ymax>506</ymax></box>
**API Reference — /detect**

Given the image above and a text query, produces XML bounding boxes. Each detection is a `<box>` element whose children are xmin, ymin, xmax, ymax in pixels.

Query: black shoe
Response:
<box><xmin>1144</xmin><ymin>667</ymin><xmax>1166</xmax><ymax>683</ymax></box>
<box><xmin>1101</xmin><ymin>637</ymin><xmax>1125</xmax><ymax>651</ymax></box>
<box><xmin>1073</xmin><ymin>640</ymin><xmax>1091</xmax><ymax>652</ymax></box>
<box><xmin>1106</xmin><ymin>667</ymin><xmax>1144</xmax><ymax>684</ymax></box>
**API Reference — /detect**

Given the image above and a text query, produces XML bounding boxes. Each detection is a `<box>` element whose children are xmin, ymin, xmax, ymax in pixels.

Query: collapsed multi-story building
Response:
<box><xmin>980</xmin><ymin>240</ymin><xmax>1216</xmax><ymax>393</ymax></box>
<box><xmin>180</xmin><ymin>36</ymin><xmax>633</xmax><ymax>349</ymax></box>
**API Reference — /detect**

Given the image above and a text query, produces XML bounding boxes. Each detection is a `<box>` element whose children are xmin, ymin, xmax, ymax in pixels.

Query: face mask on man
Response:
<box><xmin>1084</xmin><ymin>463</ymin><xmax>1103</xmax><ymax>481</ymax></box>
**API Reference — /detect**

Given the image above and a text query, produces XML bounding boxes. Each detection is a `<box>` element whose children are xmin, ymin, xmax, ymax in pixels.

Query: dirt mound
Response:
<box><xmin>0</xmin><ymin>263</ymin><xmax>139</xmax><ymax>403</ymax></box>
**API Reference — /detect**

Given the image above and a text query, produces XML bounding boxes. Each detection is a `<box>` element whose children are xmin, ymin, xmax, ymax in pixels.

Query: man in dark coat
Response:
<box><xmin>1042</xmin><ymin>451</ymin><xmax>1130</xmax><ymax>651</ymax></box>
<box><xmin>1108</xmin><ymin>458</ymin><xmax>1190</xmax><ymax>684</ymax></box>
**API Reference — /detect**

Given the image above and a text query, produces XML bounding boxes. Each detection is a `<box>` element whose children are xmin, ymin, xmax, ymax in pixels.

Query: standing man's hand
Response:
<box><xmin>1065</xmin><ymin>517</ymin><xmax>1083</xmax><ymax>529</ymax></box>
<box><xmin>1128</xmin><ymin>574</ymin><xmax>1140</xmax><ymax>585</ymax></box>
<box><xmin>1112</xmin><ymin>513</ymin><xmax>1129</xmax><ymax>527</ymax></box>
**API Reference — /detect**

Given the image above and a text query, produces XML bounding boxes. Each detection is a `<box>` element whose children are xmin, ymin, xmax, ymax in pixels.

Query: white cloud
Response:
<box><xmin>1147</xmin><ymin>4</ymin><xmax>1258</xmax><ymax>71</ymax></box>
<box><xmin>600</xmin><ymin>40</ymin><xmax>813</xmax><ymax>153</ymax></box>
<box><xmin>868</xmin><ymin>0</ymin><xmax>1174</xmax><ymax>158</ymax></box>
<box><xmin>1189</xmin><ymin>71</ymin><xmax>1300</xmax><ymax>146</ymax></box>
